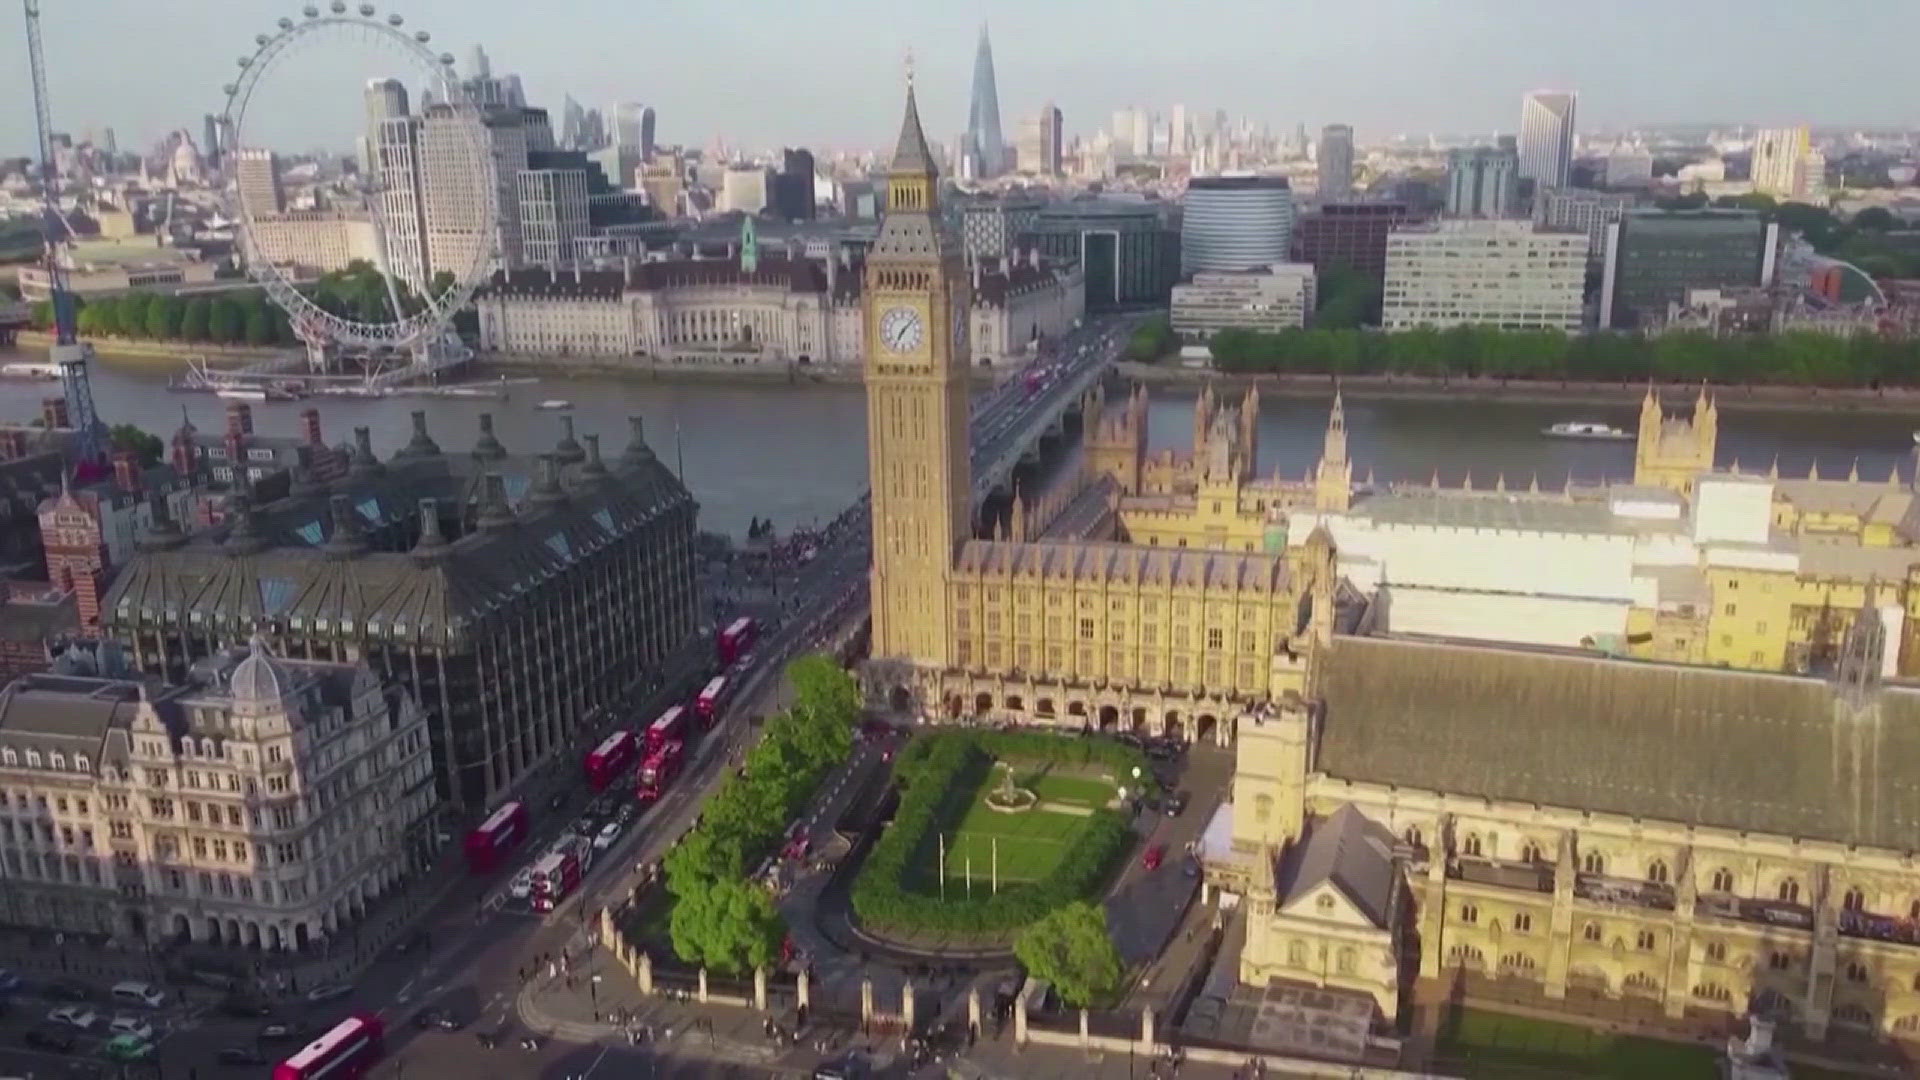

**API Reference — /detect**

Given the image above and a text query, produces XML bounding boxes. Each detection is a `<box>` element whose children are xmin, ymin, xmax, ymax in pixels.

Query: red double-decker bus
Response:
<box><xmin>695</xmin><ymin>676</ymin><xmax>729</xmax><ymax>723</ymax></box>
<box><xmin>636</xmin><ymin>741</ymin><xmax>684</xmax><ymax>803</ymax></box>
<box><xmin>717</xmin><ymin>616</ymin><xmax>756</xmax><ymax>666</ymax></box>
<box><xmin>529</xmin><ymin>836</ymin><xmax>591</xmax><ymax>913</ymax></box>
<box><xmin>273</xmin><ymin>1013</ymin><xmax>385</xmax><ymax>1080</ymax></box>
<box><xmin>583</xmin><ymin>729</ymin><xmax>638</xmax><ymax>791</ymax></box>
<box><xmin>462</xmin><ymin>800</ymin><xmax>528</xmax><ymax>874</ymax></box>
<box><xmin>646</xmin><ymin>706</ymin><xmax>688</xmax><ymax>752</ymax></box>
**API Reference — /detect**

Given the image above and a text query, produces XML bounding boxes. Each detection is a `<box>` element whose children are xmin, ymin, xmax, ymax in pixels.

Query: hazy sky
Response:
<box><xmin>5</xmin><ymin>0</ymin><xmax>1917</xmax><ymax>159</ymax></box>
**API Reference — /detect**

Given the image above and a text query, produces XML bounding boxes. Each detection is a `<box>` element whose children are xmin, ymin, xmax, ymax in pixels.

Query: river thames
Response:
<box><xmin>1</xmin><ymin>356</ymin><xmax>1917</xmax><ymax>538</ymax></box>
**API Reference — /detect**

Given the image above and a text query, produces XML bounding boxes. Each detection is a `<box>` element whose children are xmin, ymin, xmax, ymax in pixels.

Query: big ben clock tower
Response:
<box><xmin>865</xmin><ymin>70</ymin><xmax>971</xmax><ymax>676</ymax></box>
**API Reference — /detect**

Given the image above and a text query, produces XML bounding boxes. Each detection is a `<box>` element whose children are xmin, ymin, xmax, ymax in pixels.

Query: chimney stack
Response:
<box><xmin>41</xmin><ymin>397</ymin><xmax>69</xmax><ymax>430</ymax></box>
<box><xmin>225</xmin><ymin>402</ymin><xmax>253</xmax><ymax>437</ymax></box>
<box><xmin>300</xmin><ymin>407</ymin><xmax>323</xmax><ymax>447</ymax></box>
<box><xmin>112</xmin><ymin>451</ymin><xmax>139</xmax><ymax>494</ymax></box>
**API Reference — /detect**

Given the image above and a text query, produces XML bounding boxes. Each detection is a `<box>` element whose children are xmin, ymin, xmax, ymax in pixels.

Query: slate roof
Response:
<box><xmin>0</xmin><ymin>674</ymin><xmax>164</xmax><ymax>774</ymax></box>
<box><xmin>1276</xmin><ymin>804</ymin><xmax>1398</xmax><ymax>929</ymax></box>
<box><xmin>1317</xmin><ymin>636</ymin><xmax>1920</xmax><ymax>852</ymax></box>
<box><xmin>102</xmin><ymin>416</ymin><xmax>692</xmax><ymax>645</ymax></box>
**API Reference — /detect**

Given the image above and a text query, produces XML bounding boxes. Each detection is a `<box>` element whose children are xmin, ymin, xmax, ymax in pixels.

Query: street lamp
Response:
<box><xmin>590</xmin><ymin>973</ymin><xmax>602</xmax><ymax>1022</ymax></box>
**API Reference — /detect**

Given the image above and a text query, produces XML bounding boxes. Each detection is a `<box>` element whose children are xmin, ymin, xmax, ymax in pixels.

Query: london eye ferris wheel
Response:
<box><xmin>219</xmin><ymin>3</ymin><xmax>496</xmax><ymax>375</ymax></box>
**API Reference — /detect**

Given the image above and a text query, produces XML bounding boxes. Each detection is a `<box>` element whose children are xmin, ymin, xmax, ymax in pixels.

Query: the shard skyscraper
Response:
<box><xmin>966</xmin><ymin>23</ymin><xmax>1006</xmax><ymax>178</ymax></box>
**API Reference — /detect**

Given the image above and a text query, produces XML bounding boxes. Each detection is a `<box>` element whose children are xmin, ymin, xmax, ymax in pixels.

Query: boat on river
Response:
<box><xmin>1542</xmin><ymin>421</ymin><xmax>1634</xmax><ymax>441</ymax></box>
<box><xmin>537</xmin><ymin>399</ymin><xmax>572</xmax><ymax>411</ymax></box>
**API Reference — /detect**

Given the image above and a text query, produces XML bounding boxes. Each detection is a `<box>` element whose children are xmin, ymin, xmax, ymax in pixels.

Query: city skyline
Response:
<box><xmin>5</xmin><ymin>0</ymin><xmax>1920</xmax><ymax>161</ymax></box>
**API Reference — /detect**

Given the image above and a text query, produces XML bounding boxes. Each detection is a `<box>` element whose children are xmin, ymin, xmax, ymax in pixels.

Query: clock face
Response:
<box><xmin>879</xmin><ymin>306</ymin><xmax>924</xmax><ymax>353</ymax></box>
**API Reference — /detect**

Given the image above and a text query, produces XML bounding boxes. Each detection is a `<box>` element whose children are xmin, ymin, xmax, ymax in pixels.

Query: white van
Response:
<box><xmin>110</xmin><ymin>981</ymin><xmax>166</xmax><ymax>1008</ymax></box>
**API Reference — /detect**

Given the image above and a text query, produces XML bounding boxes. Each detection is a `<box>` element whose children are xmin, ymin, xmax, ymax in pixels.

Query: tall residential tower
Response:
<box><xmin>1518</xmin><ymin>90</ymin><xmax>1577</xmax><ymax>190</ymax></box>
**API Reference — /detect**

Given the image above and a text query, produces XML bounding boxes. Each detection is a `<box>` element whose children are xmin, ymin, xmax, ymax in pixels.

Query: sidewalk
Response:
<box><xmin>515</xmin><ymin>956</ymin><xmax>788</xmax><ymax>1069</ymax></box>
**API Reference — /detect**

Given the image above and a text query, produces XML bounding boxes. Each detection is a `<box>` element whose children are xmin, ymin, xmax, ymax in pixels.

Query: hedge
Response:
<box><xmin>851</xmin><ymin>731</ymin><xmax>1141</xmax><ymax>938</ymax></box>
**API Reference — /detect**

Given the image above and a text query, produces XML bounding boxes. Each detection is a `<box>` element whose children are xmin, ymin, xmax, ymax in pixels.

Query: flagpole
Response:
<box><xmin>939</xmin><ymin>833</ymin><xmax>946</xmax><ymax>901</ymax></box>
<box><xmin>992</xmin><ymin>836</ymin><xmax>998</xmax><ymax>895</ymax></box>
<box><xmin>966</xmin><ymin>853</ymin><xmax>972</xmax><ymax>897</ymax></box>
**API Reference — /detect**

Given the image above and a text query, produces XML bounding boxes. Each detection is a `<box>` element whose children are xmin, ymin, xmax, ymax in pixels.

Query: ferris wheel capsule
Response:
<box><xmin>236</xmin><ymin>56</ymin><xmax>251</xmax><ymax>68</ymax></box>
<box><xmin>303</xmin><ymin>6</ymin><xmax>319</xmax><ymax>18</ymax></box>
<box><xmin>330</xmin><ymin>1</ymin><xmax>346</xmax><ymax>12</ymax></box>
<box><xmin>222</xmin><ymin>84</ymin><xmax>238</xmax><ymax>96</ymax></box>
<box><xmin>358</xmin><ymin>3</ymin><xmax>375</xmax><ymax>15</ymax></box>
<box><xmin>386</xmin><ymin>13</ymin><xmax>403</xmax><ymax>25</ymax></box>
<box><xmin>439</xmin><ymin>52</ymin><xmax>454</xmax><ymax>66</ymax></box>
<box><xmin>255</xmin><ymin>33</ymin><xmax>270</xmax><ymax>45</ymax></box>
<box><xmin>277</xmin><ymin>17</ymin><xmax>294</xmax><ymax>29</ymax></box>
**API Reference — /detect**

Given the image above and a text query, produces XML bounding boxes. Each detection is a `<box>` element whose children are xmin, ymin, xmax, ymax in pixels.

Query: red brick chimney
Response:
<box><xmin>112</xmin><ymin>451</ymin><xmax>139</xmax><ymax>494</ymax></box>
<box><xmin>225</xmin><ymin>402</ymin><xmax>253</xmax><ymax>437</ymax></box>
<box><xmin>301</xmin><ymin>407</ymin><xmax>323</xmax><ymax>447</ymax></box>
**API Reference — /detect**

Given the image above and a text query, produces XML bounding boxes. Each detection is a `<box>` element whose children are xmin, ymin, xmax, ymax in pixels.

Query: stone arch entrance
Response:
<box><xmin>1163</xmin><ymin>710</ymin><xmax>1181</xmax><ymax>737</ymax></box>
<box><xmin>204</xmin><ymin>915</ymin><xmax>221</xmax><ymax>942</ymax></box>
<box><xmin>226</xmin><ymin>918</ymin><xmax>242</xmax><ymax>945</ymax></box>
<box><xmin>171</xmin><ymin>914</ymin><xmax>190</xmax><ymax>941</ymax></box>
<box><xmin>245</xmin><ymin>922</ymin><xmax>261</xmax><ymax>948</ymax></box>
<box><xmin>267</xmin><ymin>925</ymin><xmax>283</xmax><ymax>951</ymax></box>
<box><xmin>1066</xmin><ymin>701</ymin><xmax>1087</xmax><ymax>722</ymax></box>
<box><xmin>974</xmin><ymin>692</ymin><xmax>993</xmax><ymax>717</ymax></box>
<box><xmin>1130</xmin><ymin>707</ymin><xmax>1150</xmax><ymax>733</ymax></box>
<box><xmin>1196</xmin><ymin>714</ymin><xmax>1219</xmax><ymax>743</ymax></box>
<box><xmin>1165</xmin><ymin>714</ymin><xmax>1186</xmax><ymax>741</ymax></box>
<box><xmin>887</xmin><ymin>685</ymin><xmax>913</xmax><ymax>715</ymax></box>
<box><xmin>293</xmin><ymin>922</ymin><xmax>310</xmax><ymax>951</ymax></box>
<box><xmin>1036</xmin><ymin>697</ymin><xmax>1056</xmax><ymax>720</ymax></box>
<box><xmin>1097</xmin><ymin>705</ymin><xmax>1119</xmax><ymax>730</ymax></box>
<box><xmin>1004</xmin><ymin>694</ymin><xmax>1024</xmax><ymax>713</ymax></box>
<box><xmin>126</xmin><ymin>910</ymin><xmax>147</xmax><ymax>941</ymax></box>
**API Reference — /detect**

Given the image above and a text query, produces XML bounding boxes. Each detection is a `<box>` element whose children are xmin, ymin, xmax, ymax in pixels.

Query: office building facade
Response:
<box><xmin>1289</xmin><ymin>202</ymin><xmax>1420</xmax><ymax>297</ymax></box>
<box><xmin>0</xmin><ymin>641</ymin><xmax>437</xmax><ymax>948</ymax></box>
<box><xmin>1535</xmin><ymin>188</ymin><xmax>1634</xmax><ymax>269</ymax></box>
<box><xmin>1181</xmin><ymin>176</ymin><xmax>1294</xmax><ymax>275</ymax></box>
<box><xmin>1018</xmin><ymin>104</ymin><xmax>1063</xmax><ymax>177</ymax></box>
<box><xmin>1027</xmin><ymin>199</ymin><xmax>1180</xmax><ymax>311</ymax></box>
<box><xmin>517</xmin><ymin>166</ymin><xmax>591</xmax><ymax>266</ymax></box>
<box><xmin>1318</xmin><ymin>125</ymin><xmax>1354</xmax><ymax>200</ymax></box>
<box><xmin>1383</xmin><ymin>220</ymin><xmax>1587</xmax><ymax>331</ymax></box>
<box><xmin>363</xmin><ymin>79</ymin><xmax>430</xmax><ymax>291</ymax></box>
<box><xmin>955</xmin><ymin>196</ymin><xmax>1046</xmax><ymax>260</ymax></box>
<box><xmin>233</xmin><ymin>149</ymin><xmax>284</xmax><ymax>217</ymax></box>
<box><xmin>1171</xmin><ymin>265</ymin><xmax>1318</xmax><ymax>339</ymax></box>
<box><xmin>720</xmin><ymin>166</ymin><xmax>771</xmax><ymax>215</ymax></box>
<box><xmin>772</xmin><ymin>149</ymin><xmax>816</xmax><ymax>221</ymax></box>
<box><xmin>1751</xmin><ymin>126</ymin><xmax>1825</xmax><ymax>202</ymax></box>
<box><xmin>1444</xmin><ymin>146</ymin><xmax>1519</xmax><ymax>219</ymax></box>
<box><xmin>1600</xmin><ymin>209</ymin><xmax>1779</xmax><ymax>329</ymax></box>
<box><xmin>1518</xmin><ymin>90</ymin><xmax>1577</xmax><ymax>190</ymax></box>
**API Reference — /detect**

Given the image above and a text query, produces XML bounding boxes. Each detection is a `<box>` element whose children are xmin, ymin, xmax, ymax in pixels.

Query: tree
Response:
<box><xmin>180</xmin><ymin>297</ymin><xmax>211</xmax><ymax>342</ymax></box>
<box><xmin>1013</xmin><ymin>901</ymin><xmax>1124</xmax><ymax>1009</ymax></box>
<box><xmin>207</xmin><ymin>296</ymin><xmax>244</xmax><ymax>344</ymax></box>
<box><xmin>1125</xmin><ymin>319</ymin><xmax>1177</xmax><ymax>362</ymax></box>
<box><xmin>118</xmin><ymin>293</ymin><xmax>153</xmax><ymax>338</ymax></box>
<box><xmin>784</xmin><ymin>655</ymin><xmax>857</xmax><ymax>767</ymax></box>
<box><xmin>146</xmin><ymin>294</ymin><xmax>184</xmax><ymax>340</ymax></box>
<box><xmin>243</xmin><ymin>300</ymin><xmax>274</xmax><ymax>346</ymax></box>
<box><xmin>668</xmin><ymin>877</ymin><xmax>783</xmax><ymax>975</ymax></box>
<box><xmin>1852</xmin><ymin>206</ymin><xmax>1898</xmax><ymax>232</ymax></box>
<box><xmin>109</xmin><ymin>424</ymin><xmax>164</xmax><ymax>467</ymax></box>
<box><xmin>663</xmin><ymin>827</ymin><xmax>749</xmax><ymax>898</ymax></box>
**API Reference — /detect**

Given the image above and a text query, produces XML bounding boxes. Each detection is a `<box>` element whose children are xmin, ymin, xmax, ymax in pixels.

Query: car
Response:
<box><xmin>304</xmin><ymin>983</ymin><xmax>352</xmax><ymax>1005</ymax></box>
<box><xmin>217</xmin><ymin>1047</ymin><xmax>267</xmax><ymax>1067</ymax></box>
<box><xmin>783</xmin><ymin>833</ymin><xmax>811</xmax><ymax>861</ymax></box>
<box><xmin>221</xmin><ymin>995</ymin><xmax>274</xmax><ymax>1019</ymax></box>
<box><xmin>382</xmin><ymin>930</ymin><xmax>431</xmax><ymax>959</ymax></box>
<box><xmin>258</xmin><ymin>1021</ymin><xmax>310</xmax><ymax>1042</ymax></box>
<box><xmin>593</xmin><ymin>821</ymin><xmax>621</xmax><ymax>850</ymax></box>
<box><xmin>1164</xmin><ymin>791</ymin><xmax>1190</xmax><ymax>817</ymax></box>
<box><xmin>475</xmin><ymin>1029</ymin><xmax>501</xmax><ymax>1049</ymax></box>
<box><xmin>510</xmin><ymin>868</ymin><xmax>535</xmax><ymax>899</ymax></box>
<box><xmin>40</xmin><ymin>980</ymin><xmax>90</xmax><ymax>1002</ymax></box>
<box><xmin>1145</xmin><ymin>740</ymin><xmax>1182</xmax><ymax>762</ymax></box>
<box><xmin>101</xmin><ymin>1035</ymin><xmax>152</xmax><ymax>1063</ymax></box>
<box><xmin>23</xmin><ymin>1027</ymin><xmax>76</xmax><ymax>1053</ymax></box>
<box><xmin>0</xmin><ymin>969</ymin><xmax>19</xmax><ymax>994</ymax></box>
<box><xmin>411</xmin><ymin>1007</ymin><xmax>463</xmax><ymax>1032</ymax></box>
<box><xmin>617</xmin><ymin>804</ymin><xmax>638</xmax><ymax>826</ymax></box>
<box><xmin>1142</xmin><ymin>844</ymin><xmax>1166</xmax><ymax>871</ymax></box>
<box><xmin>108</xmin><ymin>1017</ymin><xmax>155</xmax><ymax>1042</ymax></box>
<box><xmin>1183</xmin><ymin>856</ymin><xmax>1201</xmax><ymax>879</ymax></box>
<box><xmin>46</xmin><ymin>1006</ymin><xmax>97</xmax><ymax>1030</ymax></box>
<box><xmin>546</xmin><ymin>791</ymin><xmax>567</xmax><ymax>811</ymax></box>
<box><xmin>110</xmin><ymin>981</ymin><xmax>166</xmax><ymax>1008</ymax></box>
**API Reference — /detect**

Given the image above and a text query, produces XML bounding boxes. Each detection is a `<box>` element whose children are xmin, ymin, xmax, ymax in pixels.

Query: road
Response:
<box><xmin>0</xmin><ymin>314</ymin><xmax>1141</xmax><ymax>1080</ymax></box>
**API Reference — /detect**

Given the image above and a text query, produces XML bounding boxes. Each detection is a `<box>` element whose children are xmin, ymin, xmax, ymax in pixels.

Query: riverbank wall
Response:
<box><xmin>1118</xmin><ymin>361</ymin><xmax>1920</xmax><ymax>416</ymax></box>
<box><xmin>9</xmin><ymin>331</ymin><xmax>288</xmax><ymax>370</ymax></box>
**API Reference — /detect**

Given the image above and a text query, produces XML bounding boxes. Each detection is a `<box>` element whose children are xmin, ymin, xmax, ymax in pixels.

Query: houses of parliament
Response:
<box><xmin>863</xmin><ymin>81</ymin><xmax>1920</xmax><ymax>1055</ymax></box>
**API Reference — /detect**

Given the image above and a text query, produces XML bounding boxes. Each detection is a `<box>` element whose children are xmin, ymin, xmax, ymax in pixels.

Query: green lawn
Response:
<box><xmin>1436</xmin><ymin>1008</ymin><xmax>1719</xmax><ymax>1080</ymax></box>
<box><xmin>925</xmin><ymin>765</ymin><xmax>1119</xmax><ymax>886</ymax></box>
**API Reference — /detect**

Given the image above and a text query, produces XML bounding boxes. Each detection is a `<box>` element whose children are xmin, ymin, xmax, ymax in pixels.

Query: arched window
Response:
<box><xmin>1582</xmin><ymin>850</ymin><xmax>1606</xmax><ymax>875</ymax></box>
<box><xmin>1834</xmin><ymin>1004</ymin><xmax>1874</xmax><ymax>1026</ymax></box>
<box><xmin>1520</xmin><ymin>841</ymin><xmax>1543</xmax><ymax>864</ymax></box>
<box><xmin>1636</xmin><ymin>929</ymin><xmax>1657</xmax><ymax>951</ymax></box>
<box><xmin>73</xmin><ymin>755</ymin><xmax>87</xmax><ymax>772</ymax></box>
<box><xmin>1778</xmin><ymin>877</ymin><xmax>1802</xmax><ymax>904</ymax></box>
<box><xmin>1710</xmin><ymin>868</ymin><xmax>1734</xmax><ymax>893</ymax></box>
<box><xmin>1894</xmin><ymin>1015</ymin><xmax>1919</xmax><ymax>1034</ymax></box>
<box><xmin>1462</xmin><ymin>833</ymin><xmax>1482</xmax><ymax>858</ymax></box>
<box><xmin>1336</xmin><ymin>948</ymin><xmax>1355</xmax><ymax>975</ymax></box>
<box><xmin>1</xmin><ymin>748</ymin><xmax>13</xmax><ymax>765</ymax></box>
<box><xmin>1704</xmin><ymin>941</ymin><xmax>1727</xmax><ymax>963</ymax></box>
<box><xmin>1646</xmin><ymin>859</ymin><xmax>1669</xmax><ymax>885</ymax></box>
<box><xmin>1694</xmin><ymin>983</ymin><xmax>1731</xmax><ymax>1002</ymax></box>
<box><xmin>23</xmin><ymin>750</ymin><xmax>39</xmax><ymax>768</ymax></box>
<box><xmin>1459</xmin><ymin>903</ymin><xmax>1479</xmax><ymax>925</ymax></box>
<box><xmin>1845</xmin><ymin>961</ymin><xmax>1869</xmax><ymax>984</ymax></box>
<box><xmin>48</xmin><ymin>753</ymin><xmax>63</xmax><ymax>770</ymax></box>
<box><xmin>1253</xmin><ymin>794</ymin><xmax>1273</xmax><ymax>825</ymax></box>
<box><xmin>1842</xmin><ymin>887</ymin><xmax>1865</xmax><ymax>912</ymax></box>
<box><xmin>1404</xmin><ymin>825</ymin><xmax>1423</xmax><ymax>850</ymax></box>
<box><xmin>1286</xmin><ymin>939</ymin><xmax>1305</xmax><ymax>967</ymax></box>
<box><xmin>1582</xmin><ymin>921</ymin><xmax>1602</xmax><ymax>943</ymax></box>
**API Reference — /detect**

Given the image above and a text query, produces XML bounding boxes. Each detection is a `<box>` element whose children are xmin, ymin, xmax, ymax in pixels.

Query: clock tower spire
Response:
<box><xmin>865</xmin><ymin>71</ymin><xmax>971</xmax><ymax>678</ymax></box>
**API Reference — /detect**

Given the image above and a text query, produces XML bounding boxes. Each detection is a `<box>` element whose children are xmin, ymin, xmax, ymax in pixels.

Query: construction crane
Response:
<box><xmin>22</xmin><ymin>0</ymin><xmax>102</xmax><ymax>465</ymax></box>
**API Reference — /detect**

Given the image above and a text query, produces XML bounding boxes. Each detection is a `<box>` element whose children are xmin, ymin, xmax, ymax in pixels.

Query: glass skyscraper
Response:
<box><xmin>966</xmin><ymin>24</ymin><xmax>1005</xmax><ymax>178</ymax></box>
